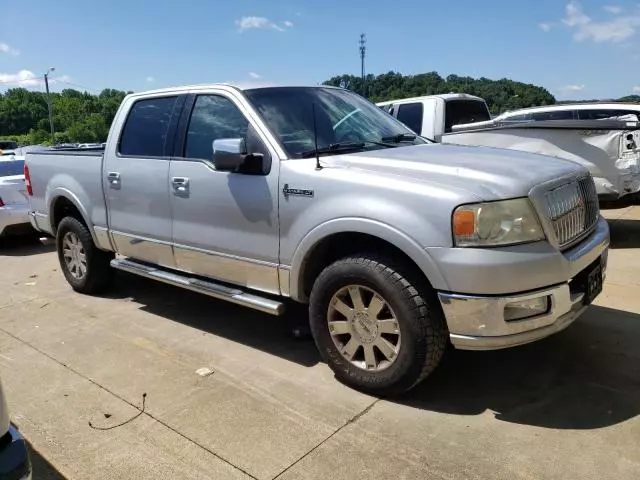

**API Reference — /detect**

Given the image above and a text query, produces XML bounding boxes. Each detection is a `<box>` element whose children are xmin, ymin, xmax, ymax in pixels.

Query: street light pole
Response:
<box><xmin>43</xmin><ymin>67</ymin><xmax>55</xmax><ymax>144</ymax></box>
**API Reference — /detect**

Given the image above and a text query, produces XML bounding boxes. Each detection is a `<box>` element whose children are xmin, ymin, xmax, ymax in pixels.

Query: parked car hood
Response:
<box><xmin>327</xmin><ymin>143</ymin><xmax>585</xmax><ymax>200</ymax></box>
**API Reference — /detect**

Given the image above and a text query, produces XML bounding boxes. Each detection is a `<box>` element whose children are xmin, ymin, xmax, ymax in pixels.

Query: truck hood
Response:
<box><xmin>327</xmin><ymin>143</ymin><xmax>585</xmax><ymax>200</ymax></box>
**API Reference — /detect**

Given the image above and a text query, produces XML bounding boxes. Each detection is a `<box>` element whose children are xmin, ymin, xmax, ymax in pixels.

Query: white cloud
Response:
<box><xmin>561</xmin><ymin>1</ymin><xmax>640</xmax><ymax>43</ymax></box>
<box><xmin>0</xmin><ymin>70</ymin><xmax>40</xmax><ymax>87</ymax></box>
<box><xmin>559</xmin><ymin>84</ymin><xmax>586</xmax><ymax>94</ymax></box>
<box><xmin>235</xmin><ymin>16</ymin><xmax>285</xmax><ymax>32</ymax></box>
<box><xmin>539</xmin><ymin>22</ymin><xmax>552</xmax><ymax>32</ymax></box>
<box><xmin>248</xmin><ymin>72</ymin><xmax>262</xmax><ymax>79</ymax></box>
<box><xmin>283</xmin><ymin>20</ymin><xmax>293</xmax><ymax>28</ymax></box>
<box><xmin>632</xmin><ymin>86</ymin><xmax>640</xmax><ymax>94</ymax></box>
<box><xmin>604</xmin><ymin>5</ymin><xmax>622</xmax><ymax>14</ymax></box>
<box><xmin>0</xmin><ymin>42</ymin><xmax>19</xmax><ymax>56</ymax></box>
<box><xmin>146</xmin><ymin>76</ymin><xmax>155</xmax><ymax>82</ymax></box>
<box><xmin>0</xmin><ymin>70</ymin><xmax>72</xmax><ymax>89</ymax></box>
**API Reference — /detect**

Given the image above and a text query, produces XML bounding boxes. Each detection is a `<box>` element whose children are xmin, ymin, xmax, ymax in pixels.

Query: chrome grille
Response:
<box><xmin>544</xmin><ymin>176</ymin><xmax>599</xmax><ymax>248</ymax></box>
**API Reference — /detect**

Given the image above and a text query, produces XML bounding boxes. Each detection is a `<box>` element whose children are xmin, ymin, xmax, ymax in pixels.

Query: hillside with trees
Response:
<box><xmin>2</xmin><ymin>72</ymin><xmax>639</xmax><ymax>145</ymax></box>
<box><xmin>323</xmin><ymin>71</ymin><xmax>557</xmax><ymax>114</ymax></box>
<box><xmin>0</xmin><ymin>88</ymin><xmax>129</xmax><ymax>145</ymax></box>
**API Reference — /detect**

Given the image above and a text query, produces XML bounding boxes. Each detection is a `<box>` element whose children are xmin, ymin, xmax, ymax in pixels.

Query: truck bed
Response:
<box><xmin>26</xmin><ymin>150</ymin><xmax>108</xmax><ymax>237</ymax></box>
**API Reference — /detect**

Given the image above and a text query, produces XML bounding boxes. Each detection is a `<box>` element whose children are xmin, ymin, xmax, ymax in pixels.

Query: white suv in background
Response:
<box><xmin>495</xmin><ymin>103</ymin><xmax>640</xmax><ymax>122</ymax></box>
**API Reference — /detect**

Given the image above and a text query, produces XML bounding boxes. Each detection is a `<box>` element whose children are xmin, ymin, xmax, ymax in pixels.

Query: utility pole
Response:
<box><xmin>359</xmin><ymin>33</ymin><xmax>366</xmax><ymax>97</ymax></box>
<box><xmin>43</xmin><ymin>67</ymin><xmax>55</xmax><ymax>144</ymax></box>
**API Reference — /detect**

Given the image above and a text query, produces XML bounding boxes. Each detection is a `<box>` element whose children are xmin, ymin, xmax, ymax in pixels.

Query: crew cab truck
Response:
<box><xmin>25</xmin><ymin>84</ymin><xmax>609</xmax><ymax>395</ymax></box>
<box><xmin>378</xmin><ymin>94</ymin><xmax>640</xmax><ymax>201</ymax></box>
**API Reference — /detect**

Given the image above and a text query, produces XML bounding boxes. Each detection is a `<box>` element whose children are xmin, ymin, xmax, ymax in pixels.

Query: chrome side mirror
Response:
<box><xmin>212</xmin><ymin>138</ymin><xmax>247</xmax><ymax>171</ymax></box>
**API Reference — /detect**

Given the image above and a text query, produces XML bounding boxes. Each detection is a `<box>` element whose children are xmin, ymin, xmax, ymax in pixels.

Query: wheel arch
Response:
<box><xmin>289</xmin><ymin>218</ymin><xmax>449</xmax><ymax>302</ymax></box>
<box><xmin>48</xmin><ymin>190</ymin><xmax>99</xmax><ymax>246</ymax></box>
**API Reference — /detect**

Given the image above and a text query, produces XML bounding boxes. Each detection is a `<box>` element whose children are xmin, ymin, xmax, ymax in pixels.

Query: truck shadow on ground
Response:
<box><xmin>607</xmin><ymin>218</ymin><xmax>640</xmax><ymax>249</ymax></box>
<box><xmin>0</xmin><ymin>235</ymin><xmax>55</xmax><ymax>256</ymax></box>
<box><xmin>27</xmin><ymin>440</ymin><xmax>67</xmax><ymax>479</ymax></box>
<box><xmin>111</xmin><ymin>272</ymin><xmax>640</xmax><ymax>430</ymax></box>
<box><xmin>110</xmin><ymin>272</ymin><xmax>320</xmax><ymax>367</ymax></box>
<box><xmin>399</xmin><ymin>305</ymin><xmax>640</xmax><ymax>430</ymax></box>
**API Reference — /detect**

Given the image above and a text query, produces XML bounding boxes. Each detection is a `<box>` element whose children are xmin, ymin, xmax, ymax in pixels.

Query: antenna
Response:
<box><xmin>312</xmin><ymin>103</ymin><xmax>322</xmax><ymax>170</ymax></box>
<box><xmin>359</xmin><ymin>33</ymin><xmax>366</xmax><ymax>96</ymax></box>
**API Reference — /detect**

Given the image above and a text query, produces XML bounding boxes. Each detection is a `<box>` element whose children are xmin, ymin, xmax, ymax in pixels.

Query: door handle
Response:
<box><xmin>107</xmin><ymin>172</ymin><xmax>120</xmax><ymax>186</ymax></box>
<box><xmin>171</xmin><ymin>177</ymin><xmax>189</xmax><ymax>194</ymax></box>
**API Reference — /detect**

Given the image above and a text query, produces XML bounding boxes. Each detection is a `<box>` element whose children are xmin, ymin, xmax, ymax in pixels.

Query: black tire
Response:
<box><xmin>309</xmin><ymin>254</ymin><xmax>447</xmax><ymax>396</ymax></box>
<box><xmin>56</xmin><ymin>216</ymin><xmax>114</xmax><ymax>294</ymax></box>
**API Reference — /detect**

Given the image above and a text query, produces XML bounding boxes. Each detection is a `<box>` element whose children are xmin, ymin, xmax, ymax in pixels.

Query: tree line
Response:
<box><xmin>2</xmin><ymin>72</ymin><xmax>639</xmax><ymax>145</ymax></box>
<box><xmin>323</xmin><ymin>71</ymin><xmax>558</xmax><ymax>113</ymax></box>
<box><xmin>0</xmin><ymin>88</ymin><xmax>129</xmax><ymax>145</ymax></box>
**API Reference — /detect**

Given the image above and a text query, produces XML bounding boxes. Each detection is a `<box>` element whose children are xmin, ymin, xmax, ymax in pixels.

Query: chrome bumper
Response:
<box><xmin>0</xmin><ymin>425</ymin><xmax>32</xmax><ymax>480</ymax></box>
<box><xmin>438</xmin><ymin>217</ymin><xmax>609</xmax><ymax>351</ymax></box>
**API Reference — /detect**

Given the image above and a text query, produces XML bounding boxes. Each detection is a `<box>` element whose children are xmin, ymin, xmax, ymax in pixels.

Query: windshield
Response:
<box><xmin>244</xmin><ymin>87</ymin><xmax>424</xmax><ymax>158</ymax></box>
<box><xmin>0</xmin><ymin>160</ymin><xmax>25</xmax><ymax>177</ymax></box>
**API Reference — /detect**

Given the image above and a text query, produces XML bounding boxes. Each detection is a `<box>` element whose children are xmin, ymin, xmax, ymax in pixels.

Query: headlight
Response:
<box><xmin>452</xmin><ymin>198</ymin><xmax>545</xmax><ymax>247</ymax></box>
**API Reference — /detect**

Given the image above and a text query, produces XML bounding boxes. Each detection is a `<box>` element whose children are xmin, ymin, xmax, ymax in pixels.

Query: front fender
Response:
<box><xmin>289</xmin><ymin>217</ymin><xmax>450</xmax><ymax>301</ymax></box>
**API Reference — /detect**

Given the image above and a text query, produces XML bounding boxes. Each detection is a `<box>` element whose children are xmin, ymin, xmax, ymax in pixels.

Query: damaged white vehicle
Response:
<box><xmin>378</xmin><ymin>95</ymin><xmax>640</xmax><ymax>201</ymax></box>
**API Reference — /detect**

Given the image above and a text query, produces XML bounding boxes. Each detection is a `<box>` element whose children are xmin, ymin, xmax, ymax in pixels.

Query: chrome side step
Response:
<box><xmin>110</xmin><ymin>258</ymin><xmax>285</xmax><ymax>316</ymax></box>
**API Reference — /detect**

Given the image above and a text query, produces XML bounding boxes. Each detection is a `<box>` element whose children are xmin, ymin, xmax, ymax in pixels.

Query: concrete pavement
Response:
<box><xmin>0</xmin><ymin>206</ymin><xmax>639</xmax><ymax>479</ymax></box>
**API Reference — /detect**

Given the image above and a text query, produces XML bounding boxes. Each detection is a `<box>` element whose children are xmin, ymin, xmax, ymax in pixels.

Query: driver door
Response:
<box><xmin>169</xmin><ymin>92</ymin><xmax>280</xmax><ymax>294</ymax></box>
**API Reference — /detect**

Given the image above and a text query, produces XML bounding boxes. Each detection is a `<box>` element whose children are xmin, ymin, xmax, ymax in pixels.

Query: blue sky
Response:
<box><xmin>1</xmin><ymin>0</ymin><xmax>640</xmax><ymax>100</ymax></box>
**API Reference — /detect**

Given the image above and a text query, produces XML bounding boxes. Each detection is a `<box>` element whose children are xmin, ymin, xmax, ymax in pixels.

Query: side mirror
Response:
<box><xmin>212</xmin><ymin>138</ymin><xmax>247</xmax><ymax>172</ymax></box>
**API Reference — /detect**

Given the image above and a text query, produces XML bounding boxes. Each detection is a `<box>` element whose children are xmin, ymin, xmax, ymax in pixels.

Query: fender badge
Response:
<box><xmin>283</xmin><ymin>183</ymin><xmax>314</xmax><ymax>199</ymax></box>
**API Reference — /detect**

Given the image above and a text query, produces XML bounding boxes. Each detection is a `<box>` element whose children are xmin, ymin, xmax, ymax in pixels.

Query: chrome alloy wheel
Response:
<box><xmin>62</xmin><ymin>231</ymin><xmax>87</xmax><ymax>279</ymax></box>
<box><xmin>327</xmin><ymin>285</ymin><xmax>401</xmax><ymax>371</ymax></box>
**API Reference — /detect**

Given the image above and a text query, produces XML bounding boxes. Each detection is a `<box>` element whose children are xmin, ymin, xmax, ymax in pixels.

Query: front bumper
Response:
<box><xmin>0</xmin><ymin>204</ymin><xmax>31</xmax><ymax>237</ymax></box>
<box><xmin>594</xmin><ymin>173</ymin><xmax>640</xmax><ymax>200</ymax></box>
<box><xmin>0</xmin><ymin>425</ymin><xmax>31</xmax><ymax>480</ymax></box>
<box><xmin>438</xmin><ymin>217</ymin><xmax>610</xmax><ymax>351</ymax></box>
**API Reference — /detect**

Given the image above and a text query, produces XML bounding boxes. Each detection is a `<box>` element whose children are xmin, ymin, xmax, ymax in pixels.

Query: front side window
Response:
<box><xmin>184</xmin><ymin>95</ymin><xmax>249</xmax><ymax>160</ymax></box>
<box><xmin>119</xmin><ymin>96</ymin><xmax>178</xmax><ymax>157</ymax></box>
<box><xmin>244</xmin><ymin>87</ymin><xmax>423</xmax><ymax>158</ymax></box>
<box><xmin>397</xmin><ymin>103</ymin><xmax>424</xmax><ymax>134</ymax></box>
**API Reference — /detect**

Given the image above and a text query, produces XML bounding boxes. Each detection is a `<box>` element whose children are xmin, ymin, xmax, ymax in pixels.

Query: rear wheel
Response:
<box><xmin>56</xmin><ymin>217</ymin><xmax>114</xmax><ymax>294</ymax></box>
<box><xmin>309</xmin><ymin>254</ymin><xmax>447</xmax><ymax>396</ymax></box>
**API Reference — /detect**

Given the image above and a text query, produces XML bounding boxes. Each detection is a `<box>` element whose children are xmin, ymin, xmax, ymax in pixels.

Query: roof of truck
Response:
<box><xmin>128</xmin><ymin>83</ymin><xmax>341</xmax><ymax>98</ymax></box>
<box><xmin>377</xmin><ymin>93</ymin><xmax>486</xmax><ymax>106</ymax></box>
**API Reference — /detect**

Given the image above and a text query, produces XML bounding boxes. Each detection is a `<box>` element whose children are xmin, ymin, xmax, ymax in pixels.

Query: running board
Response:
<box><xmin>110</xmin><ymin>258</ymin><xmax>285</xmax><ymax>316</ymax></box>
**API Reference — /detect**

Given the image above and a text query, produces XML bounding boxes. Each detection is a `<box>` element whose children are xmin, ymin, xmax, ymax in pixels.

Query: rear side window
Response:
<box><xmin>502</xmin><ymin>113</ymin><xmax>530</xmax><ymax>122</ymax></box>
<box><xmin>0</xmin><ymin>160</ymin><xmax>25</xmax><ymax>177</ymax></box>
<box><xmin>119</xmin><ymin>96</ymin><xmax>178</xmax><ymax>157</ymax></box>
<box><xmin>397</xmin><ymin>102</ymin><xmax>424</xmax><ymax>134</ymax></box>
<box><xmin>531</xmin><ymin>110</ymin><xmax>575</xmax><ymax>121</ymax></box>
<box><xmin>444</xmin><ymin>100</ymin><xmax>491</xmax><ymax>132</ymax></box>
<box><xmin>578</xmin><ymin>109</ymin><xmax>640</xmax><ymax>120</ymax></box>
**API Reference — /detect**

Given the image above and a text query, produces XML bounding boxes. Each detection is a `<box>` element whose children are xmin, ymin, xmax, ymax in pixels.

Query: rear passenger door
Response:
<box><xmin>103</xmin><ymin>94</ymin><xmax>184</xmax><ymax>268</ymax></box>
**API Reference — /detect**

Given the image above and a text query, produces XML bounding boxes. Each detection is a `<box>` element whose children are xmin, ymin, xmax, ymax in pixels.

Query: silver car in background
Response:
<box><xmin>0</xmin><ymin>159</ymin><xmax>32</xmax><ymax>239</ymax></box>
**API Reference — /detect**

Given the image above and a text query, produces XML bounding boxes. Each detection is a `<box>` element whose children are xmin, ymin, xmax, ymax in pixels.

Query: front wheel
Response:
<box><xmin>56</xmin><ymin>217</ymin><xmax>114</xmax><ymax>294</ymax></box>
<box><xmin>309</xmin><ymin>254</ymin><xmax>447</xmax><ymax>396</ymax></box>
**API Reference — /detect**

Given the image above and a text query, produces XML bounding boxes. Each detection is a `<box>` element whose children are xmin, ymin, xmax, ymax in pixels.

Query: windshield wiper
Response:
<box><xmin>381</xmin><ymin>133</ymin><xmax>417</xmax><ymax>143</ymax></box>
<box><xmin>299</xmin><ymin>142</ymin><xmax>366</xmax><ymax>158</ymax></box>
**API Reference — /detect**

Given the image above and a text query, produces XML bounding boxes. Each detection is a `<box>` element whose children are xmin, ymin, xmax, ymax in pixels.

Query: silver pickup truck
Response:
<box><xmin>25</xmin><ymin>84</ymin><xmax>610</xmax><ymax>395</ymax></box>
